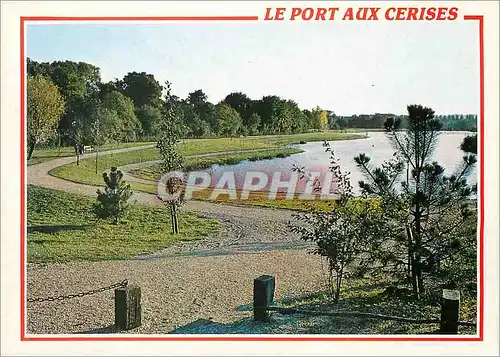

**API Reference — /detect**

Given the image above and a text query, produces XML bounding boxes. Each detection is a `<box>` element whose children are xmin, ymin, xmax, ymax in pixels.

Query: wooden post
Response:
<box><xmin>115</xmin><ymin>285</ymin><xmax>142</xmax><ymax>330</ymax></box>
<box><xmin>440</xmin><ymin>289</ymin><xmax>460</xmax><ymax>334</ymax></box>
<box><xmin>253</xmin><ymin>275</ymin><xmax>275</xmax><ymax>322</ymax></box>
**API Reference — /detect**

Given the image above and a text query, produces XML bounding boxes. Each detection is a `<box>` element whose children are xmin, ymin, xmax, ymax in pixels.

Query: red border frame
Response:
<box><xmin>20</xmin><ymin>15</ymin><xmax>485</xmax><ymax>342</ymax></box>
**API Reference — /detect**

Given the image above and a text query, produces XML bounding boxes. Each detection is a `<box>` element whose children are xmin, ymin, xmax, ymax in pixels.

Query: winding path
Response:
<box><xmin>27</xmin><ymin>144</ymin><xmax>325</xmax><ymax>335</ymax></box>
<box><xmin>27</xmin><ymin>144</ymin><xmax>310</xmax><ymax>257</ymax></box>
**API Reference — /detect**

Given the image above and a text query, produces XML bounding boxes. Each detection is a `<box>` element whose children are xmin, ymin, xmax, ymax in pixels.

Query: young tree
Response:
<box><xmin>156</xmin><ymin>81</ymin><xmax>185</xmax><ymax>234</ymax></box>
<box><xmin>354</xmin><ymin>105</ymin><xmax>477</xmax><ymax>298</ymax></box>
<box><xmin>94</xmin><ymin>167</ymin><xmax>133</xmax><ymax>224</ymax></box>
<box><xmin>27</xmin><ymin>75</ymin><xmax>65</xmax><ymax>159</ymax></box>
<box><xmin>290</xmin><ymin>142</ymin><xmax>382</xmax><ymax>302</ymax></box>
<box><xmin>88</xmin><ymin>107</ymin><xmax>115</xmax><ymax>173</ymax></box>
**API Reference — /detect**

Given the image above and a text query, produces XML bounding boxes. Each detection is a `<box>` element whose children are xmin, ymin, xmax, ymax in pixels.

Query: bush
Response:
<box><xmin>94</xmin><ymin>167</ymin><xmax>133</xmax><ymax>224</ymax></box>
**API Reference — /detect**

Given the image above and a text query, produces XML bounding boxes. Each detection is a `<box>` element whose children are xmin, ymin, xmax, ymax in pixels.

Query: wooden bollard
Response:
<box><xmin>440</xmin><ymin>289</ymin><xmax>460</xmax><ymax>334</ymax></box>
<box><xmin>253</xmin><ymin>275</ymin><xmax>275</xmax><ymax>322</ymax></box>
<box><xmin>115</xmin><ymin>285</ymin><xmax>142</xmax><ymax>330</ymax></box>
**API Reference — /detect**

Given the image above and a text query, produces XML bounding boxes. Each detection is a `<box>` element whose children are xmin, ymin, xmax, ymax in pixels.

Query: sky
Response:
<box><xmin>26</xmin><ymin>21</ymin><xmax>479</xmax><ymax>116</ymax></box>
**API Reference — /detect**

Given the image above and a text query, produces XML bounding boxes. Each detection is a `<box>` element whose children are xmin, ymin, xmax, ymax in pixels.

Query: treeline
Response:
<box><xmin>27</xmin><ymin>58</ymin><xmax>331</xmax><ymax>150</ymax></box>
<box><xmin>335</xmin><ymin>113</ymin><xmax>477</xmax><ymax>131</ymax></box>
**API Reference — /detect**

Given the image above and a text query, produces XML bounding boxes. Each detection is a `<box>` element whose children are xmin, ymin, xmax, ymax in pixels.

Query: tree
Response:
<box><xmin>28</xmin><ymin>60</ymin><xmax>101</xmax><ymax>145</ymax></box>
<box><xmin>187</xmin><ymin>89</ymin><xmax>208</xmax><ymax>108</ymax></box>
<box><xmin>247</xmin><ymin>113</ymin><xmax>261</xmax><ymax>135</ymax></box>
<box><xmin>94</xmin><ymin>167</ymin><xmax>133</xmax><ymax>224</ymax></box>
<box><xmin>136</xmin><ymin>104</ymin><xmax>162</xmax><ymax>137</ymax></box>
<box><xmin>223</xmin><ymin>92</ymin><xmax>252</xmax><ymax>124</ymax></box>
<box><xmin>252</xmin><ymin>95</ymin><xmax>281</xmax><ymax>133</ymax></box>
<box><xmin>460</xmin><ymin>134</ymin><xmax>477</xmax><ymax>154</ymax></box>
<box><xmin>88</xmin><ymin>106</ymin><xmax>117</xmax><ymax>173</ymax></box>
<box><xmin>319</xmin><ymin>109</ymin><xmax>329</xmax><ymax>131</ymax></box>
<box><xmin>290</xmin><ymin>142</ymin><xmax>382</xmax><ymax>301</ymax></box>
<box><xmin>217</xmin><ymin>103</ymin><xmax>242</xmax><ymax>138</ymax></box>
<box><xmin>27</xmin><ymin>75</ymin><xmax>65</xmax><ymax>159</ymax></box>
<box><xmin>119</xmin><ymin>71</ymin><xmax>163</xmax><ymax>109</ymax></box>
<box><xmin>156</xmin><ymin>81</ymin><xmax>185</xmax><ymax>234</ymax></box>
<box><xmin>102</xmin><ymin>91</ymin><xmax>142</xmax><ymax>141</ymax></box>
<box><xmin>354</xmin><ymin>105</ymin><xmax>477</xmax><ymax>298</ymax></box>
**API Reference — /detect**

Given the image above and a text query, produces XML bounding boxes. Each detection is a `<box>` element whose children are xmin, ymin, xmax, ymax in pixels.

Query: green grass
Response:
<box><xmin>249</xmin><ymin>131</ymin><xmax>363</xmax><ymax>145</ymax></box>
<box><xmin>27</xmin><ymin>185</ymin><xmax>219</xmax><ymax>263</ymax></box>
<box><xmin>28</xmin><ymin>141</ymin><xmax>155</xmax><ymax>166</ymax></box>
<box><xmin>129</xmin><ymin>147</ymin><xmax>303</xmax><ymax>181</ymax></box>
<box><xmin>49</xmin><ymin>132</ymin><xmax>361</xmax><ymax>187</ymax></box>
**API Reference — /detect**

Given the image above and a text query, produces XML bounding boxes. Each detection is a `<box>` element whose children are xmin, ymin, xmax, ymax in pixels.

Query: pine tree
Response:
<box><xmin>354</xmin><ymin>105</ymin><xmax>477</xmax><ymax>298</ymax></box>
<box><xmin>94</xmin><ymin>167</ymin><xmax>133</xmax><ymax>224</ymax></box>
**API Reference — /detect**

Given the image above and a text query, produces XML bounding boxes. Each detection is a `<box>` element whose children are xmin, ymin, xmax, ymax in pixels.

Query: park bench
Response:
<box><xmin>83</xmin><ymin>145</ymin><xmax>93</xmax><ymax>153</ymax></box>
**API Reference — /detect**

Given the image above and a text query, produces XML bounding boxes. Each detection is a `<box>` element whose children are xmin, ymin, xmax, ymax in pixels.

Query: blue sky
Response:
<box><xmin>27</xmin><ymin>21</ymin><xmax>479</xmax><ymax>116</ymax></box>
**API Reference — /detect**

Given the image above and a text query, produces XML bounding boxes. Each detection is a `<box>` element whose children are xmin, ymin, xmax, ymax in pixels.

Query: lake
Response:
<box><xmin>202</xmin><ymin>131</ymin><xmax>477</xmax><ymax>197</ymax></box>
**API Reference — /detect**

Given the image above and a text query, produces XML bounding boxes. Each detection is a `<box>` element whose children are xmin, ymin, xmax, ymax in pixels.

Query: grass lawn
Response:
<box><xmin>27</xmin><ymin>185</ymin><xmax>219</xmax><ymax>263</ymax></box>
<box><xmin>46</xmin><ymin>132</ymin><xmax>363</xmax><ymax>211</ymax></box>
<box><xmin>129</xmin><ymin>147</ymin><xmax>303</xmax><ymax>181</ymax></box>
<box><xmin>48</xmin><ymin>132</ymin><xmax>361</xmax><ymax>187</ymax></box>
<box><xmin>250</xmin><ymin>131</ymin><xmax>363</xmax><ymax>145</ymax></box>
<box><xmin>28</xmin><ymin>141</ymin><xmax>155</xmax><ymax>166</ymax></box>
<box><xmin>272</xmin><ymin>277</ymin><xmax>477</xmax><ymax>335</ymax></box>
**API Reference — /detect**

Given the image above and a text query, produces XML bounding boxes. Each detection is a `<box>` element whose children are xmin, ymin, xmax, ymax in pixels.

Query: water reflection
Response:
<box><xmin>205</xmin><ymin>131</ymin><xmax>478</xmax><ymax>196</ymax></box>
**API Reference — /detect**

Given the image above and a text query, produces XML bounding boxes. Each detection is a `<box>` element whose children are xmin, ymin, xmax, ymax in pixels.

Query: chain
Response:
<box><xmin>27</xmin><ymin>279</ymin><xmax>128</xmax><ymax>303</ymax></box>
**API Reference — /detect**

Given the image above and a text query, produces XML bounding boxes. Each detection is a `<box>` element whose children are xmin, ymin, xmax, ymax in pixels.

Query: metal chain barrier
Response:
<box><xmin>27</xmin><ymin>279</ymin><xmax>128</xmax><ymax>303</ymax></box>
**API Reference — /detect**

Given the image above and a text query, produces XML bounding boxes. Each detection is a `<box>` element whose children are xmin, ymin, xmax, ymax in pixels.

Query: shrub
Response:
<box><xmin>94</xmin><ymin>167</ymin><xmax>133</xmax><ymax>224</ymax></box>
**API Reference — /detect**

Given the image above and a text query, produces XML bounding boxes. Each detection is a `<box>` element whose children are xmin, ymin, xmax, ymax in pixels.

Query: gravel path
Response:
<box><xmin>27</xmin><ymin>144</ymin><xmax>324</xmax><ymax>334</ymax></box>
<box><xmin>27</xmin><ymin>250</ymin><xmax>329</xmax><ymax>334</ymax></box>
<box><xmin>28</xmin><ymin>145</ymin><xmax>309</xmax><ymax>256</ymax></box>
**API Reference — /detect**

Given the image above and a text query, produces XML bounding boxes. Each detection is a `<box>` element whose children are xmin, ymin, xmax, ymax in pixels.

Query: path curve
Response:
<box><xmin>27</xmin><ymin>145</ymin><xmax>311</xmax><ymax>257</ymax></box>
<box><xmin>117</xmin><ymin>146</ymin><xmax>292</xmax><ymax>185</ymax></box>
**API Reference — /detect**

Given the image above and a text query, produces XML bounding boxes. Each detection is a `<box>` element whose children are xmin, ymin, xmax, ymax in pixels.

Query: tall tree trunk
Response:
<box><xmin>27</xmin><ymin>139</ymin><xmax>37</xmax><ymax>160</ymax></box>
<box><xmin>335</xmin><ymin>268</ymin><xmax>343</xmax><ymax>303</ymax></box>
<box><xmin>413</xmin><ymin>130</ymin><xmax>424</xmax><ymax>298</ymax></box>
<box><xmin>170</xmin><ymin>204</ymin><xmax>179</xmax><ymax>234</ymax></box>
<box><xmin>95</xmin><ymin>149</ymin><xmax>99</xmax><ymax>174</ymax></box>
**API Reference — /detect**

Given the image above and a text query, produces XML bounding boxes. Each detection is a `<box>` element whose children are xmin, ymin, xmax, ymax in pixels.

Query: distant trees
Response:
<box><xmin>336</xmin><ymin>113</ymin><xmax>477</xmax><ymax>132</ymax></box>
<box><xmin>101</xmin><ymin>91</ymin><xmax>142</xmax><ymax>142</ymax></box>
<box><xmin>27</xmin><ymin>75</ymin><xmax>66</xmax><ymax>159</ymax></box>
<box><xmin>436</xmin><ymin>114</ymin><xmax>477</xmax><ymax>131</ymax></box>
<box><xmin>118</xmin><ymin>71</ymin><xmax>163</xmax><ymax>109</ymax></box>
<box><xmin>136</xmin><ymin>105</ymin><xmax>162</xmax><ymax>138</ymax></box>
<box><xmin>27</xmin><ymin>58</ymin><xmax>343</xmax><ymax>148</ymax></box>
<box><xmin>217</xmin><ymin>103</ymin><xmax>242</xmax><ymax>138</ymax></box>
<box><xmin>26</xmin><ymin>58</ymin><xmax>479</xmax><ymax>150</ymax></box>
<box><xmin>27</xmin><ymin>59</ymin><xmax>101</xmax><ymax>146</ymax></box>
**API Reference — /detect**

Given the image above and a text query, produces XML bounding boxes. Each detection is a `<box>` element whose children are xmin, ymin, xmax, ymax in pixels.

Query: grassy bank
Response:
<box><xmin>28</xmin><ymin>141</ymin><xmax>155</xmax><ymax>166</ymax></box>
<box><xmin>27</xmin><ymin>185</ymin><xmax>219</xmax><ymax>263</ymax></box>
<box><xmin>249</xmin><ymin>131</ymin><xmax>363</xmax><ymax>145</ymax></box>
<box><xmin>129</xmin><ymin>147</ymin><xmax>303</xmax><ymax>181</ymax></box>
<box><xmin>48</xmin><ymin>132</ymin><xmax>361</xmax><ymax>187</ymax></box>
